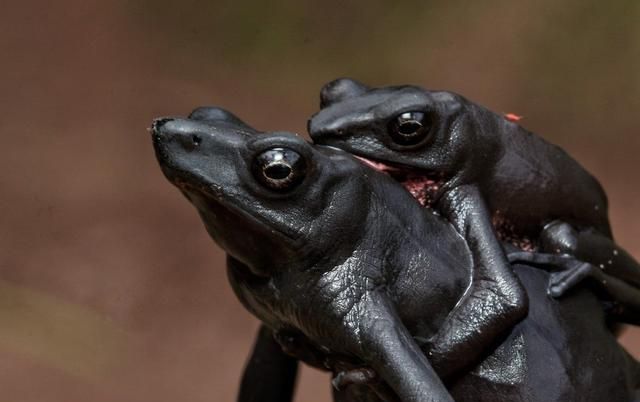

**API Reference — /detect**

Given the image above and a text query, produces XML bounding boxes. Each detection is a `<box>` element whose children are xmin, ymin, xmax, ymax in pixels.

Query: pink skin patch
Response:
<box><xmin>354</xmin><ymin>156</ymin><xmax>443</xmax><ymax>208</ymax></box>
<box><xmin>354</xmin><ymin>155</ymin><xmax>537</xmax><ymax>251</ymax></box>
<box><xmin>504</xmin><ymin>113</ymin><xmax>523</xmax><ymax>122</ymax></box>
<box><xmin>354</xmin><ymin>155</ymin><xmax>401</xmax><ymax>174</ymax></box>
<box><xmin>492</xmin><ymin>213</ymin><xmax>536</xmax><ymax>252</ymax></box>
<box><xmin>401</xmin><ymin>175</ymin><xmax>440</xmax><ymax>207</ymax></box>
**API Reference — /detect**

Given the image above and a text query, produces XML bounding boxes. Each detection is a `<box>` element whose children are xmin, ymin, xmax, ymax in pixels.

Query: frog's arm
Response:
<box><xmin>427</xmin><ymin>184</ymin><xmax>528</xmax><ymax>378</ymax></box>
<box><xmin>237</xmin><ymin>325</ymin><xmax>298</xmax><ymax>402</ymax></box>
<box><xmin>343</xmin><ymin>290</ymin><xmax>454</xmax><ymax>402</ymax></box>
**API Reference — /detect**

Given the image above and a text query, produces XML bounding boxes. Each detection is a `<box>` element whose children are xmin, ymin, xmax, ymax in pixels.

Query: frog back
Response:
<box><xmin>488</xmin><ymin>117</ymin><xmax>611</xmax><ymax>236</ymax></box>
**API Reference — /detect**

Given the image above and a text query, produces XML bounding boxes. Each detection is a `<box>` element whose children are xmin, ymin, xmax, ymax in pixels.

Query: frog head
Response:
<box><xmin>152</xmin><ymin>108</ymin><xmax>376</xmax><ymax>277</ymax></box>
<box><xmin>309</xmin><ymin>78</ymin><xmax>502</xmax><ymax>205</ymax></box>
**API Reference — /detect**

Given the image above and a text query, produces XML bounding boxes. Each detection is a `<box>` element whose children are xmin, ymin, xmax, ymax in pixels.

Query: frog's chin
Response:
<box><xmin>351</xmin><ymin>155</ymin><xmax>446</xmax><ymax>209</ymax></box>
<box><xmin>170</xmin><ymin>175</ymin><xmax>302</xmax><ymax>246</ymax></box>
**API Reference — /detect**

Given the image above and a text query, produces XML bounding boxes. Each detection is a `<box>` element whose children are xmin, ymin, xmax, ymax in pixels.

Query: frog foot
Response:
<box><xmin>507</xmin><ymin>251</ymin><xmax>595</xmax><ymax>298</ymax></box>
<box><xmin>547</xmin><ymin>261</ymin><xmax>599</xmax><ymax>297</ymax></box>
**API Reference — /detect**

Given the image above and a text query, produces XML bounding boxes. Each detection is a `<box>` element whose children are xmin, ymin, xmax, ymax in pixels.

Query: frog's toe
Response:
<box><xmin>548</xmin><ymin>262</ymin><xmax>595</xmax><ymax>298</ymax></box>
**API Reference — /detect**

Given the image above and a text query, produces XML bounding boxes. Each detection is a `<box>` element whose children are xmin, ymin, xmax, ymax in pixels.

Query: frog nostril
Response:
<box><xmin>177</xmin><ymin>133</ymin><xmax>201</xmax><ymax>152</ymax></box>
<box><xmin>192</xmin><ymin>134</ymin><xmax>202</xmax><ymax>146</ymax></box>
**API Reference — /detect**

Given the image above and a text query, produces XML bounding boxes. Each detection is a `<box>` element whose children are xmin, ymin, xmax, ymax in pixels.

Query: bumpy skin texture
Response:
<box><xmin>308</xmin><ymin>78</ymin><xmax>640</xmax><ymax>335</ymax></box>
<box><xmin>152</xmin><ymin>110</ymin><xmax>639</xmax><ymax>402</ymax></box>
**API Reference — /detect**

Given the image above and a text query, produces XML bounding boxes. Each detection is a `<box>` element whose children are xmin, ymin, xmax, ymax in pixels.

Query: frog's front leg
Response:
<box><xmin>427</xmin><ymin>184</ymin><xmax>528</xmax><ymax>378</ymax></box>
<box><xmin>340</xmin><ymin>290</ymin><xmax>454</xmax><ymax>402</ymax></box>
<box><xmin>237</xmin><ymin>325</ymin><xmax>299</xmax><ymax>402</ymax></box>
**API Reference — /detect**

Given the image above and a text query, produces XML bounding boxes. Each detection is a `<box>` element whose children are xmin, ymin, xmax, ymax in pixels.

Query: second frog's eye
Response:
<box><xmin>252</xmin><ymin>147</ymin><xmax>307</xmax><ymax>191</ymax></box>
<box><xmin>388</xmin><ymin>111</ymin><xmax>431</xmax><ymax>146</ymax></box>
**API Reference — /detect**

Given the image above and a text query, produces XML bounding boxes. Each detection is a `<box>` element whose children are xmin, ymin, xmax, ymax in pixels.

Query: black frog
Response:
<box><xmin>152</xmin><ymin>109</ymin><xmax>640</xmax><ymax>402</ymax></box>
<box><xmin>153</xmin><ymin>112</ymin><xmax>459</xmax><ymax>402</ymax></box>
<box><xmin>308</xmin><ymin>79</ymin><xmax>640</xmax><ymax>346</ymax></box>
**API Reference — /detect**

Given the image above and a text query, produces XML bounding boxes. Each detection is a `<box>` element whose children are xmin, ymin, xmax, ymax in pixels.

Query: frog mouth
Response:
<box><xmin>353</xmin><ymin>155</ymin><xmax>446</xmax><ymax>208</ymax></box>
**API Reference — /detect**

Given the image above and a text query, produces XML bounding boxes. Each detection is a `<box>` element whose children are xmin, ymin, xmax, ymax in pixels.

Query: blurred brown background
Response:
<box><xmin>0</xmin><ymin>0</ymin><xmax>638</xmax><ymax>401</ymax></box>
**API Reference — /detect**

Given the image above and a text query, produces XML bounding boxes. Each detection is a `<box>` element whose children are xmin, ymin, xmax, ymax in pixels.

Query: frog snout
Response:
<box><xmin>308</xmin><ymin>117</ymin><xmax>349</xmax><ymax>141</ymax></box>
<box><xmin>151</xmin><ymin>117</ymin><xmax>173</xmax><ymax>132</ymax></box>
<box><xmin>151</xmin><ymin>117</ymin><xmax>204</xmax><ymax>152</ymax></box>
<box><xmin>151</xmin><ymin>117</ymin><xmax>174</xmax><ymax>141</ymax></box>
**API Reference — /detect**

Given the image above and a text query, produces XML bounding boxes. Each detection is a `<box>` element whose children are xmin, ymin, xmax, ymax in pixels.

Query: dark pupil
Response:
<box><xmin>399</xmin><ymin>120</ymin><xmax>422</xmax><ymax>135</ymax></box>
<box><xmin>388</xmin><ymin>111</ymin><xmax>430</xmax><ymax>146</ymax></box>
<box><xmin>252</xmin><ymin>147</ymin><xmax>307</xmax><ymax>191</ymax></box>
<box><xmin>264</xmin><ymin>163</ymin><xmax>291</xmax><ymax>180</ymax></box>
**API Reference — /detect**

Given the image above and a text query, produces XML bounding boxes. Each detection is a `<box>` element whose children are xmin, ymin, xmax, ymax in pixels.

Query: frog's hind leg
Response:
<box><xmin>238</xmin><ymin>325</ymin><xmax>299</xmax><ymax>402</ymax></box>
<box><xmin>519</xmin><ymin>219</ymin><xmax>640</xmax><ymax>315</ymax></box>
<box><xmin>510</xmin><ymin>219</ymin><xmax>640</xmax><ymax>303</ymax></box>
<box><xmin>505</xmin><ymin>251</ymin><xmax>592</xmax><ymax>297</ymax></box>
<box><xmin>507</xmin><ymin>251</ymin><xmax>640</xmax><ymax>325</ymax></box>
<box><xmin>541</xmin><ymin>221</ymin><xmax>640</xmax><ymax>289</ymax></box>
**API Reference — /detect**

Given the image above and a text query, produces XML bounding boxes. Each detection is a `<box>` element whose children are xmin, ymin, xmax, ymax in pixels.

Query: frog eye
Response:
<box><xmin>388</xmin><ymin>111</ymin><xmax>431</xmax><ymax>146</ymax></box>
<box><xmin>252</xmin><ymin>147</ymin><xmax>307</xmax><ymax>191</ymax></box>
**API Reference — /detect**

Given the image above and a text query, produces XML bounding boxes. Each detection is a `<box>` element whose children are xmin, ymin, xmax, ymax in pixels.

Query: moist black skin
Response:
<box><xmin>152</xmin><ymin>109</ymin><xmax>639</xmax><ymax>402</ymax></box>
<box><xmin>153</xmin><ymin>112</ymin><xmax>461</xmax><ymax>402</ymax></box>
<box><xmin>308</xmin><ymin>78</ymin><xmax>640</xmax><ymax>339</ymax></box>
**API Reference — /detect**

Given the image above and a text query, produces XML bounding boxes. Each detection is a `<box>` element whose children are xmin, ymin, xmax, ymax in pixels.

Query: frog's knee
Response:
<box><xmin>540</xmin><ymin>220</ymin><xmax>579</xmax><ymax>255</ymax></box>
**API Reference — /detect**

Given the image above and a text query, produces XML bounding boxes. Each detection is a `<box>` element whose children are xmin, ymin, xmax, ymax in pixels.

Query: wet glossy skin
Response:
<box><xmin>152</xmin><ymin>111</ymin><xmax>465</xmax><ymax>402</ymax></box>
<box><xmin>308</xmin><ymin>79</ymin><xmax>611</xmax><ymax>237</ymax></box>
<box><xmin>152</xmin><ymin>109</ymin><xmax>639</xmax><ymax>402</ymax></box>
<box><xmin>308</xmin><ymin>78</ymin><xmax>640</xmax><ymax>365</ymax></box>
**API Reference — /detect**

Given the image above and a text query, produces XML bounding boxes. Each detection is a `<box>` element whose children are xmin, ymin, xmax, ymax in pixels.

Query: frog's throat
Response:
<box><xmin>173</xmin><ymin>176</ymin><xmax>303</xmax><ymax>245</ymax></box>
<box><xmin>352</xmin><ymin>155</ymin><xmax>446</xmax><ymax>208</ymax></box>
